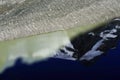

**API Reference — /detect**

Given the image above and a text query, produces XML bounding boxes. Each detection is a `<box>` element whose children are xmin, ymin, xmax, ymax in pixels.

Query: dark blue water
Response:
<box><xmin>0</xmin><ymin>41</ymin><xmax>120</xmax><ymax>80</ymax></box>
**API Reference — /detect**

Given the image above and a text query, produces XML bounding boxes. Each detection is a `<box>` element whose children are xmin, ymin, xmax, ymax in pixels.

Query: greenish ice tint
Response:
<box><xmin>0</xmin><ymin>22</ymin><xmax>102</xmax><ymax>73</ymax></box>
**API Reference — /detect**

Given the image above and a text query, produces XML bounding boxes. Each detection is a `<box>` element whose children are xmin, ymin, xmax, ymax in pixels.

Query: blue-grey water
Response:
<box><xmin>0</xmin><ymin>40</ymin><xmax>120</xmax><ymax>80</ymax></box>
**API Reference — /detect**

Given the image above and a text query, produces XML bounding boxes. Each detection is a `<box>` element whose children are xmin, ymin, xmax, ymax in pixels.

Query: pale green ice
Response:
<box><xmin>0</xmin><ymin>23</ymin><xmax>101</xmax><ymax>73</ymax></box>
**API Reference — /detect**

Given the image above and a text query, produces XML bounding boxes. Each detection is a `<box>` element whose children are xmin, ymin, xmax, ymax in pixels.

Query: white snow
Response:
<box><xmin>62</xmin><ymin>47</ymin><xmax>73</xmax><ymax>56</ymax></box>
<box><xmin>100</xmin><ymin>29</ymin><xmax>117</xmax><ymax>40</ymax></box>
<box><xmin>80</xmin><ymin>50</ymin><xmax>103</xmax><ymax>61</ymax></box>
<box><xmin>114</xmin><ymin>18</ymin><xmax>120</xmax><ymax>21</ymax></box>
<box><xmin>111</xmin><ymin>29</ymin><xmax>117</xmax><ymax>33</ymax></box>
<box><xmin>88</xmin><ymin>32</ymin><xmax>95</xmax><ymax>36</ymax></box>
<box><xmin>54</xmin><ymin>24</ymin><xmax>119</xmax><ymax>61</ymax></box>
<box><xmin>80</xmin><ymin>39</ymin><xmax>104</xmax><ymax>61</ymax></box>
<box><xmin>53</xmin><ymin>43</ymin><xmax>75</xmax><ymax>60</ymax></box>
<box><xmin>104</xmin><ymin>34</ymin><xmax>117</xmax><ymax>38</ymax></box>
<box><xmin>54</xmin><ymin>50</ymin><xmax>75</xmax><ymax>60</ymax></box>
<box><xmin>91</xmin><ymin>39</ymin><xmax>104</xmax><ymax>50</ymax></box>
<box><xmin>80</xmin><ymin>27</ymin><xmax>118</xmax><ymax>61</ymax></box>
<box><xmin>66</xmin><ymin>42</ymin><xmax>74</xmax><ymax>50</ymax></box>
<box><xmin>115</xmin><ymin>25</ymin><xmax>120</xmax><ymax>29</ymax></box>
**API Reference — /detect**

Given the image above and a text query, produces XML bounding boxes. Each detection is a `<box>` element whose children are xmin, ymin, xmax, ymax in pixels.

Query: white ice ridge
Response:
<box><xmin>53</xmin><ymin>42</ymin><xmax>76</xmax><ymax>61</ymax></box>
<box><xmin>80</xmin><ymin>39</ymin><xmax>104</xmax><ymax>61</ymax></box>
<box><xmin>116</xmin><ymin>25</ymin><xmax>120</xmax><ymax>29</ymax></box>
<box><xmin>114</xmin><ymin>18</ymin><xmax>120</xmax><ymax>21</ymax></box>
<box><xmin>80</xmin><ymin>27</ymin><xmax>118</xmax><ymax>61</ymax></box>
<box><xmin>88</xmin><ymin>32</ymin><xmax>95</xmax><ymax>36</ymax></box>
<box><xmin>100</xmin><ymin>29</ymin><xmax>117</xmax><ymax>40</ymax></box>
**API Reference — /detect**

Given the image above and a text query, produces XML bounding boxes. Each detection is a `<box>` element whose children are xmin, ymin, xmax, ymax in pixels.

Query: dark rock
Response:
<box><xmin>55</xmin><ymin>18</ymin><xmax>120</xmax><ymax>64</ymax></box>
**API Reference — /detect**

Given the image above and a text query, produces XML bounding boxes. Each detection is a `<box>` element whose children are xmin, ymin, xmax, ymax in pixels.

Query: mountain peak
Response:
<box><xmin>54</xmin><ymin>18</ymin><xmax>120</xmax><ymax>64</ymax></box>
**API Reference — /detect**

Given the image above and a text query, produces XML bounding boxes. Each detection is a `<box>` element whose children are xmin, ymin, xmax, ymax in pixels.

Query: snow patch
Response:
<box><xmin>114</xmin><ymin>18</ymin><xmax>120</xmax><ymax>21</ymax></box>
<box><xmin>88</xmin><ymin>32</ymin><xmax>95</xmax><ymax>36</ymax></box>
<box><xmin>54</xmin><ymin>50</ymin><xmax>75</xmax><ymax>60</ymax></box>
<box><xmin>80</xmin><ymin>27</ymin><xmax>118</xmax><ymax>61</ymax></box>
<box><xmin>100</xmin><ymin>29</ymin><xmax>117</xmax><ymax>40</ymax></box>
<box><xmin>115</xmin><ymin>25</ymin><xmax>120</xmax><ymax>29</ymax></box>
<box><xmin>80</xmin><ymin>50</ymin><xmax>103</xmax><ymax>61</ymax></box>
<box><xmin>54</xmin><ymin>43</ymin><xmax>75</xmax><ymax>60</ymax></box>
<box><xmin>80</xmin><ymin>39</ymin><xmax>104</xmax><ymax>61</ymax></box>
